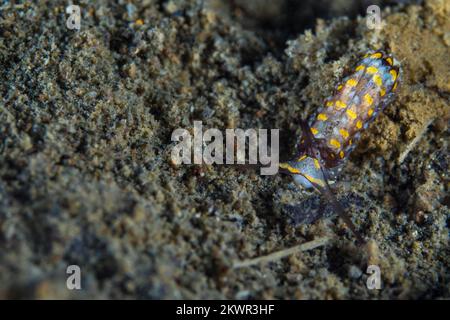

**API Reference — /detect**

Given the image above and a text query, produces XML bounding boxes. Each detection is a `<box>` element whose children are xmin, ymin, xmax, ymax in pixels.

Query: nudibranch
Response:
<box><xmin>280</xmin><ymin>51</ymin><xmax>401</xmax><ymax>242</ymax></box>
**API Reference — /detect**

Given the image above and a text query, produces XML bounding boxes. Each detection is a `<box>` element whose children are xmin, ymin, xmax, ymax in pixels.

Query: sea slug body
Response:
<box><xmin>280</xmin><ymin>51</ymin><xmax>401</xmax><ymax>241</ymax></box>
<box><xmin>281</xmin><ymin>51</ymin><xmax>401</xmax><ymax>190</ymax></box>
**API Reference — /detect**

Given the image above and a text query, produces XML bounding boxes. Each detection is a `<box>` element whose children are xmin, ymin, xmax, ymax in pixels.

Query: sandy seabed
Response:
<box><xmin>0</xmin><ymin>0</ymin><xmax>448</xmax><ymax>299</ymax></box>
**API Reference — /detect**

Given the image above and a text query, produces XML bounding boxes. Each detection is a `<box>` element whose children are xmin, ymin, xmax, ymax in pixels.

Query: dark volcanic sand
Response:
<box><xmin>0</xmin><ymin>0</ymin><xmax>449</xmax><ymax>299</ymax></box>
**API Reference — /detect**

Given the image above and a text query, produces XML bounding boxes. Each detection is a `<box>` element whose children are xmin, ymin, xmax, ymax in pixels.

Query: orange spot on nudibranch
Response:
<box><xmin>279</xmin><ymin>163</ymin><xmax>300</xmax><ymax>174</ymax></box>
<box><xmin>346</xmin><ymin>109</ymin><xmax>357</xmax><ymax>120</ymax></box>
<box><xmin>364</xmin><ymin>93</ymin><xmax>373</xmax><ymax>106</ymax></box>
<box><xmin>346</xmin><ymin>79</ymin><xmax>358</xmax><ymax>87</ymax></box>
<box><xmin>373</xmin><ymin>74</ymin><xmax>382</xmax><ymax>86</ymax></box>
<box><xmin>336</xmin><ymin>100</ymin><xmax>347</xmax><ymax>109</ymax></box>
<box><xmin>339</xmin><ymin>128</ymin><xmax>349</xmax><ymax>139</ymax></box>
<box><xmin>366</xmin><ymin>66</ymin><xmax>378</xmax><ymax>74</ymax></box>
<box><xmin>313</xmin><ymin>158</ymin><xmax>321</xmax><ymax>169</ymax></box>
<box><xmin>371</xmin><ymin>52</ymin><xmax>383</xmax><ymax>59</ymax></box>
<box><xmin>356</xmin><ymin>120</ymin><xmax>363</xmax><ymax>129</ymax></box>
<box><xmin>329</xmin><ymin>139</ymin><xmax>341</xmax><ymax>149</ymax></box>
<box><xmin>390</xmin><ymin>69</ymin><xmax>397</xmax><ymax>81</ymax></box>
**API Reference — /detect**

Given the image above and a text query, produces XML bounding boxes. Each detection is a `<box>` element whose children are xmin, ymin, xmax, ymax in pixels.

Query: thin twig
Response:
<box><xmin>397</xmin><ymin>118</ymin><xmax>434</xmax><ymax>164</ymax></box>
<box><xmin>232</xmin><ymin>236</ymin><xmax>330</xmax><ymax>268</ymax></box>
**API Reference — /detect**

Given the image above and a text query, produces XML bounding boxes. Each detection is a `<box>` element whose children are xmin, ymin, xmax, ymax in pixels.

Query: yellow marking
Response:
<box><xmin>371</xmin><ymin>52</ymin><xmax>383</xmax><ymax>59</ymax></box>
<box><xmin>339</xmin><ymin>128</ymin><xmax>349</xmax><ymax>139</ymax></box>
<box><xmin>390</xmin><ymin>69</ymin><xmax>397</xmax><ymax>81</ymax></box>
<box><xmin>339</xmin><ymin>151</ymin><xmax>345</xmax><ymax>159</ymax></box>
<box><xmin>393</xmin><ymin>81</ymin><xmax>398</xmax><ymax>91</ymax></box>
<box><xmin>356</xmin><ymin>120</ymin><xmax>363</xmax><ymax>129</ymax></box>
<box><xmin>346</xmin><ymin>109</ymin><xmax>357</xmax><ymax>120</ymax></box>
<box><xmin>317</xmin><ymin>113</ymin><xmax>328</xmax><ymax>121</ymax></box>
<box><xmin>298</xmin><ymin>155</ymin><xmax>307</xmax><ymax>161</ymax></box>
<box><xmin>335</xmin><ymin>100</ymin><xmax>347</xmax><ymax>109</ymax></box>
<box><xmin>364</xmin><ymin>93</ymin><xmax>373</xmax><ymax>106</ymax></box>
<box><xmin>279</xmin><ymin>163</ymin><xmax>300</xmax><ymax>174</ymax></box>
<box><xmin>368</xmin><ymin>109</ymin><xmax>374</xmax><ymax>116</ymax></box>
<box><xmin>326</xmin><ymin>101</ymin><xmax>333</xmax><ymax>107</ymax></box>
<box><xmin>373</xmin><ymin>74</ymin><xmax>382</xmax><ymax>86</ymax></box>
<box><xmin>303</xmin><ymin>174</ymin><xmax>325</xmax><ymax>188</ymax></box>
<box><xmin>310</xmin><ymin>127</ymin><xmax>319</xmax><ymax>135</ymax></box>
<box><xmin>349</xmin><ymin>140</ymin><xmax>353</xmax><ymax>145</ymax></box>
<box><xmin>380</xmin><ymin>88</ymin><xmax>386</xmax><ymax>96</ymax></box>
<box><xmin>337</xmin><ymin>84</ymin><xmax>343</xmax><ymax>90</ymax></box>
<box><xmin>329</xmin><ymin>138</ymin><xmax>341</xmax><ymax>149</ymax></box>
<box><xmin>366</xmin><ymin>66</ymin><xmax>378</xmax><ymax>74</ymax></box>
<box><xmin>346</xmin><ymin>79</ymin><xmax>358</xmax><ymax>87</ymax></box>
<box><xmin>135</xmin><ymin>19</ymin><xmax>144</xmax><ymax>26</ymax></box>
<box><xmin>356</xmin><ymin>65</ymin><xmax>365</xmax><ymax>72</ymax></box>
<box><xmin>313</xmin><ymin>159</ymin><xmax>321</xmax><ymax>169</ymax></box>
<box><xmin>363</xmin><ymin>53</ymin><xmax>370</xmax><ymax>58</ymax></box>
<box><xmin>385</xmin><ymin>57</ymin><xmax>393</xmax><ymax>65</ymax></box>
